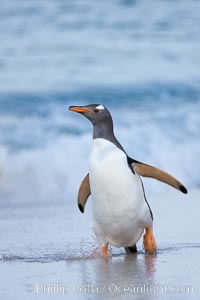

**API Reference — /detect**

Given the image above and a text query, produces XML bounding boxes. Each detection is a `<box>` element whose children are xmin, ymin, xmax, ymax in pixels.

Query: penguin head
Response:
<box><xmin>68</xmin><ymin>104</ymin><xmax>112</xmax><ymax>125</ymax></box>
<box><xmin>69</xmin><ymin>103</ymin><xmax>124</xmax><ymax>149</ymax></box>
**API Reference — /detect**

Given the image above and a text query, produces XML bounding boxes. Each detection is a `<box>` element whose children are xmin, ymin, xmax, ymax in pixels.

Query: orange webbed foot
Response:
<box><xmin>101</xmin><ymin>244</ymin><xmax>109</xmax><ymax>257</ymax></box>
<box><xmin>143</xmin><ymin>228</ymin><xmax>157</xmax><ymax>254</ymax></box>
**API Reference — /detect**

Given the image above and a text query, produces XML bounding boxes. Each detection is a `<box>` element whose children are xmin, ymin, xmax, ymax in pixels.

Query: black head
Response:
<box><xmin>68</xmin><ymin>103</ymin><xmax>124</xmax><ymax>151</ymax></box>
<box><xmin>68</xmin><ymin>104</ymin><xmax>112</xmax><ymax>126</ymax></box>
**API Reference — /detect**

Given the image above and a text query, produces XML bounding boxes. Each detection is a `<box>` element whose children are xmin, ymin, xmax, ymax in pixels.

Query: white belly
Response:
<box><xmin>89</xmin><ymin>139</ymin><xmax>152</xmax><ymax>247</ymax></box>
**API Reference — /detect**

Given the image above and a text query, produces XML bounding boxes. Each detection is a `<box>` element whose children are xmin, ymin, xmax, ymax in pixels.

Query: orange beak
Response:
<box><xmin>68</xmin><ymin>106</ymin><xmax>91</xmax><ymax>113</ymax></box>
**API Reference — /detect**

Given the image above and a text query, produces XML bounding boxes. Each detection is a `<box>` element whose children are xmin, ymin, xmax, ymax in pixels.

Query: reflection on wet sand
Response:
<box><xmin>79</xmin><ymin>253</ymin><xmax>157</xmax><ymax>299</ymax></box>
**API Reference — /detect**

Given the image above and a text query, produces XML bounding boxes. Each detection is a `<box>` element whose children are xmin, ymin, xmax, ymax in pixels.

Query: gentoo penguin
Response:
<box><xmin>69</xmin><ymin>104</ymin><xmax>187</xmax><ymax>255</ymax></box>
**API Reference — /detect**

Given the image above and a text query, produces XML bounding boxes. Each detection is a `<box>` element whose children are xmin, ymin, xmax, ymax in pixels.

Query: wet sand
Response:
<box><xmin>0</xmin><ymin>189</ymin><xmax>199</xmax><ymax>299</ymax></box>
<box><xmin>0</xmin><ymin>246</ymin><xmax>199</xmax><ymax>300</ymax></box>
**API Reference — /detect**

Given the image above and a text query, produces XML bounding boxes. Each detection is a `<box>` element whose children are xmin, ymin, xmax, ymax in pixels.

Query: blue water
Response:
<box><xmin>0</xmin><ymin>87</ymin><xmax>199</xmax><ymax>205</ymax></box>
<box><xmin>0</xmin><ymin>0</ymin><xmax>200</xmax><ymax>206</ymax></box>
<box><xmin>0</xmin><ymin>0</ymin><xmax>200</xmax><ymax>92</ymax></box>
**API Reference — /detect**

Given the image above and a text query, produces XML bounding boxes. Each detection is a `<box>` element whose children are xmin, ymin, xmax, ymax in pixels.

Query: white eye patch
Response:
<box><xmin>96</xmin><ymin>105</ymin><xmax>105</xmax><ymax>110</ymax></box>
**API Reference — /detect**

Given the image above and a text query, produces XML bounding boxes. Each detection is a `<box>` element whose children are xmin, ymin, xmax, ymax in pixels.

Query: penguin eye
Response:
<box><xmin>94</xmin><ymin>105</ymin><xmax>105</xmax><ymax>113</ymax></box>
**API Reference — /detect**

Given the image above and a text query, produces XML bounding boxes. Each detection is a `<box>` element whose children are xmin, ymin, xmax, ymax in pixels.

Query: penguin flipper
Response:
<box><xmin>131</xmin><ymin>160</ymin><xmax>187</xmax><ymax>194</ymax></box>
<box><xmin>77</xmin><ymin>173</ymin><xmax>91</xmax><ymax>213</ymax></box>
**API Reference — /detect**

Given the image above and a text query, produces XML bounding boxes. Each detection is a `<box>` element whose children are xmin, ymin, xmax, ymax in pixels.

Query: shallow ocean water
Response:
<box><xmin>0</xmin><ymin>190</ymin><xmax>200</xmax><ymax>299</ymax></box>
<box><xmin>1</xmin><ymin>250</ymin><xmax>199</xmax><ymax>300</ymax></box>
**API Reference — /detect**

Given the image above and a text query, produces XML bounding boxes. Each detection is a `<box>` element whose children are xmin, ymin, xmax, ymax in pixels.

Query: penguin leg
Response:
<box><xmin>143</xmin><ymin>228</ymin><xmax>157</xmax><ymax>254</ymax></box>
<box><xmin>124</xmin><ymin>245</ymin><xmax>137</xmax><ymax>254</ymax></box>
<box><xmin>101</xmin><ymin>244</ymin><xmax>109</xmax><ymax>256</ymax></box>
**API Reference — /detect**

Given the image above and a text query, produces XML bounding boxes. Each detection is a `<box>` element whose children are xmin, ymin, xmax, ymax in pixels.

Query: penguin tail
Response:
<box><xmin>124</xmin><ymin>245</ymin><xmax>137</xmax><ymax>254</ymax></box>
